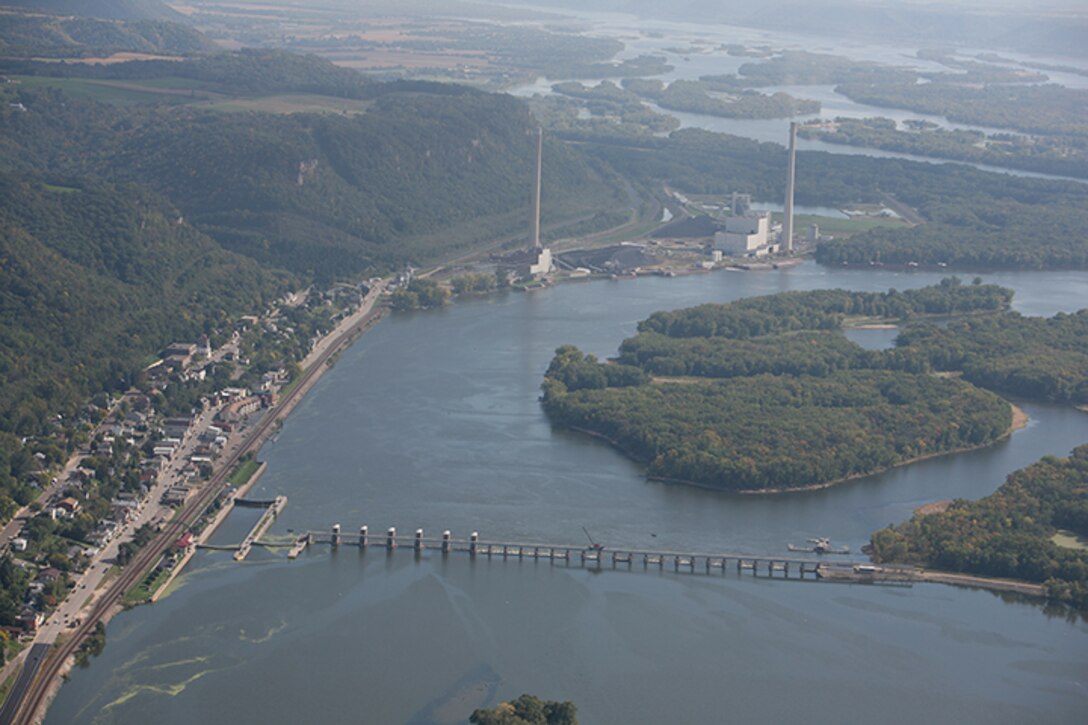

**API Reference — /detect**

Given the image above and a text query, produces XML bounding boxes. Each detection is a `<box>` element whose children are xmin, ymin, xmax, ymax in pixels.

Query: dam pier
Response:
<box><xmin>228</xmin><ymin>523</ymin><xmax>917</xmax><ymax>586</ymax></box>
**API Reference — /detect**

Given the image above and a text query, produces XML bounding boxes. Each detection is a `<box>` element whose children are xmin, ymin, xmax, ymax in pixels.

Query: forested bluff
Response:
<box><xmin>0</xmin><ymin>50</ymin><xmax>631</xmax><ymax>512</ymax></box>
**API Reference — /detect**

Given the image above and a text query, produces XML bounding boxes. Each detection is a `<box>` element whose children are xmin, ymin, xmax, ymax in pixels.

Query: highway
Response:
<box><xmin>0</xmin><ymin>644</ymin><xmax>48</xmax><ymax>725</ymax></box>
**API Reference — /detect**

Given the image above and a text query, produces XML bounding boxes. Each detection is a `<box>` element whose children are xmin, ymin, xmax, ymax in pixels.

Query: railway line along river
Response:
<box><xmin>46</xmin><ymin>264</ymin><xmax>1088</xmax><ymax>725</ymax></box>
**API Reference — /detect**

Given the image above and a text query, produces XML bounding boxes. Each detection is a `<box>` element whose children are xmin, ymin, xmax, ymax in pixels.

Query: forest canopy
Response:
<box><xmin>870</xmin><ymin>445</ymin><xmax>1088</xmax><ymax>609</ymax></box>
<box><xmin>0</xmin><ymin>77</ymin><xmax>626</xmax><ymax>281</ymax></box>
<box><xmin>542</xmin><ymin>281</ymin><xmax>1022</xmax><ymax>492</ymax></box>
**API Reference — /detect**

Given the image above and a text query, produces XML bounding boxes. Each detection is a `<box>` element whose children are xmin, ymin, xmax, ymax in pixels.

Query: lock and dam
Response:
<box><xmin>196</xmin><ymin>500</ymin><xmax>1042</xmax><ymax>594</ymax></box>
<box><xmin>202</xmin><ymin>506</ymin><xmax>915</xmax><ymax>586</ymax></box>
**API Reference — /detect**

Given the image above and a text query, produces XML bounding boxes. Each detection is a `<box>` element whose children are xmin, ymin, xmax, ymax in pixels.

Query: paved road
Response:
<box><xmin>29</xmin><ymin>403</ymin><xmax>231</xmax><ymax>645</ymax></box>
<box><xmin>0</xmin><ymin>643</ymin><xmax>49</xmax><ymax>724</ymax></box>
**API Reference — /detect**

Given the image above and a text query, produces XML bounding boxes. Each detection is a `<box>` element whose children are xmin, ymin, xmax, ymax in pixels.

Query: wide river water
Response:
<box><xmin>47</xmin><ymin>264</ymin><xmax>1088</xmax><ymax>724</ymax></box>
<box><xmin>507</xmin><ymin>8</ymin><xmax>1088</xmax><ymax>183</ymax></box>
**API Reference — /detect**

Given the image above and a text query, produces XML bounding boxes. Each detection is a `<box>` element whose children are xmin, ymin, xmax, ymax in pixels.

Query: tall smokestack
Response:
<box><xmin>530</xmin><ymin>127</ymin><xmax>543</xmax><ymax>251</ymax></box>
<box><xmin>783</xmin><ymin>121</ymin><xmax>797</xmax><ymax>254</ymax></box>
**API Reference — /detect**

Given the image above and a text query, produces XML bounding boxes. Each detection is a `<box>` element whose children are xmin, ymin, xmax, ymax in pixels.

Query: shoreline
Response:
<box><xmin>15</xmin><ymin>290</ymin><xmax>391</xmax><ymax>724</ymax></box>
<box><xmin>137</xmin><ymin>295</ymin><xmax>392</xmax><ymax>601</ymax></box>
<box><xmin>16</xmin><ymin>270</ymin><xmax>1066</xmax><ymax>719</ymax></box>
<box><xmin>917</xmin><ymin>570</ymin><xmax>1046</xmax><ymax>598</ymax></box>
<box><xmin>555</xmin><ymin>408</ymin><xmax>1054</xmax><ymax>601</ymax></box>
<box><xmin>557</xmin><ymin>402</ymin><xmax>1029</xmax><ymax>496</ymax></box>
<box><xmin>148</xmin><ymin>461</ymin><xmax>269</xmax><ymax>603</ymax></box>
<box><xmin>734</xmin><ymin>401</ymin><xmax>1028</xmax><ymax>495</ymax></box>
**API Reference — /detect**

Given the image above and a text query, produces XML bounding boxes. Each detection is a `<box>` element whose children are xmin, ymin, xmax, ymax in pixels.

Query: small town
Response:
<box><xmin>0</xmin><ymin>279</ymin><xmax>377</xmax><ymax>678</ymax></box>
<box><xmin>1</xmin><ymin>1</ymin><xmax>1086</xmax><ymax>723</ymax></box>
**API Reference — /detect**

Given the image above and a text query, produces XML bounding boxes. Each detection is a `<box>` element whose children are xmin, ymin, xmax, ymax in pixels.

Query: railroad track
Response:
<box><xmin>8</xmin><ymin>299</ymin><xmax>386</xmax><ymax>725</ymax></box>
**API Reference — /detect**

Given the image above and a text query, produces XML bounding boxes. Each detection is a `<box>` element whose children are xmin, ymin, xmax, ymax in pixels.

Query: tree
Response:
<box><xmin>471</xmin><ymin>694</ymin><xmax>578</xmax><ymax>725</ymax></box>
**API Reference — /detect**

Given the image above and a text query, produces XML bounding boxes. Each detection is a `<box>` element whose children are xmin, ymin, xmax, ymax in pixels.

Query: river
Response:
<box><xmin>46</xmin><ymin>264</ymin><xmax>1088</xmax><ymax>725</ymax></box>
<box><xmin>507</xmin><ymin>8</ymin><xmax>1088</xmax><ymax>184</ymax></box>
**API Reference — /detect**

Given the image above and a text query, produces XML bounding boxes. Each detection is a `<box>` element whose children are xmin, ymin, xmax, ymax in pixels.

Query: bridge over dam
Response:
<box><xmin>212</xmin><ymin>523</ymin><xmax>915</xmax><ymax>586</ymax></box>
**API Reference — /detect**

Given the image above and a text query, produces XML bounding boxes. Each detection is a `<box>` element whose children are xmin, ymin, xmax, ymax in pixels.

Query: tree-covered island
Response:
<box><xmin>542</xmin><ymin>280</ymin><xmax>1087</xmax><ymax>492</ymax></box>
<box><xmin>871</xmin><ymin>445</ymin><xmax>1088</xmax><ymax>609</ymax></box>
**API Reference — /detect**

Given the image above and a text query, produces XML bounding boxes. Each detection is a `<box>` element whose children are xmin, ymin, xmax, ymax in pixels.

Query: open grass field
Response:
<box><xmin>786</xmin><ymin>212</ymin><xmax>910</xmax><ymax>237</ymax></box>
<box><xmin>196</xmin><ymin>93</ymin><xmax>373</xmax><ymax>115</ymax></box>
<box><xmin>122</xmin><ymin>564</ymin><xmax>171</xmax><ymax>606</ymax></box>
<box><xmin>679</xmin><ymin>197</ymin><xmax>910</xmax><ymax>238</ymax></box>
<box><xmin>12</xmin><ymin>76</ymin><xmax>372</xmax><ymax>114</ymax></box>
<box><xmin>228</xmin><ymin>459</ymin><xmax>261</xmax><ymax>487</ymax></box>
<box><xmin>1053</xmin><ymin>529</ymin><xmax>1088</xmax><ymax>551</ymax></box>
<box><xmin>12</xmin><ymin>76</ymin><xmax>202</xmax><ymax>105</ymax></box>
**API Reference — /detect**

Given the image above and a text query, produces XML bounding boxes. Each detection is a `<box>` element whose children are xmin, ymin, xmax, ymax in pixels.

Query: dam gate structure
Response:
<box><xmin>239</xmin><ymin>525</ymin><xmax>915</xmax><ymax>586</ymax></box>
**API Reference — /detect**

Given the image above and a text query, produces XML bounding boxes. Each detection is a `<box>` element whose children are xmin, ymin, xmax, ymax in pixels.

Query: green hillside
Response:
<box><xmin>0</xmin><ymin>8</ymin><xmax>212</xmax><ymax>58</ymax></box>
<box><xmin>0</xmin><ymin>50</ymin><xmax>628</xmax><ymax>460</ymax></box>
<box><xmin>0</xmin><ymin>40</ymin><xmax>628</xmax><ymax>508</ymax></box>
<box><xmin>0</xmin><ymin>75</ymin><xmax>626</xmax><ymax>279</ymax></box>
<box><xmin>0</xmin><ymin>172</ymin><xmax>289</xmax><ymax>506</ymax></box>
<box><xmin>4</xmin><ymin>0</ymin><xmax>184</xmax><ymax>22</ymax></box>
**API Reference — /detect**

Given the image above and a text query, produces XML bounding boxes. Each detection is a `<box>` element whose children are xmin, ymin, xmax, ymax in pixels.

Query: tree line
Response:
<box><xmin>896</xmin><ymin>310</ymin><xmax>1088</xmax><ymax>403</ymax></box>
<box><xmin>870</xmin><ymin>445</ymin><xmax>1088</xmax><ymax>609</ymax></box>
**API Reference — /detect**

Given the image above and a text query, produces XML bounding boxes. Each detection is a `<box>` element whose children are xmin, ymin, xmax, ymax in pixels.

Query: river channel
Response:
<box><xmin>46</xmin><ymin>264</ymin><xmax>1088</xmax><ymax>724</ymax></box>
<box><xmin>507</xmin><ymin>8</ymin><xmax>1088</xmax><ymax>184</ymax></box>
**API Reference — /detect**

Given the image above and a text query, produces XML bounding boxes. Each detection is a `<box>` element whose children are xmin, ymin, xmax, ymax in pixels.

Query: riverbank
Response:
<box><xmin>33</xmin><ymin>257</ymin><xmax>1088</xmax><ymax>725</ymax></box>
<box><xmin>737</xmin><ymin>402</ymin><xmax>1028</xmax><ymax>494</ymax></box>
<box><xmin>917</xmin><ymin>570</ymin><xmax>1046</xmax><ymax>598</ymax></box>
<box><xmin>9</xmin><ymin>288</ymin><xmax>393</xmax><ymax>725</ymax></box>
<box><xmin>141</xmin><ymin>292</ymin><xmax>393</xmax><ymax>602</ymax></box>
<box><xmin>31</xmin><ymin>458</ymin><xmax>284</xmax><ymax>719</ymax></box>
<box><xmin>148</xmin><ymin>461</ymin><xmax>269</xmax><ymax>604</ymax></box>
<box><xmin>914</xmin><ymin>499</ymin><xmax>952</xmax><ymax>516</ymax></box>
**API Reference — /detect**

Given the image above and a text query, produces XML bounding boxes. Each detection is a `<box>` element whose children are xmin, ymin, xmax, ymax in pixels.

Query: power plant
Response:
<box><xmin>713</xmin><ymin>193</ymin><xmax>773</xmax><ymax>256</ymax></box>
<box><xmin>493</xmin><ymin>127</ymin><xmax>553</xmax><ymax>278</ymax></box>
<box><xmin>530</xmin><ymin>126</ymin><xmax>543</xmax><ymax>250</ymax></box>
<box><xmin>711</xmin><ymin>122</ymin><xmax>799</xmax><ymax>259</ymax></box>
<box><xmin>782</xmin><ymin>121</ymin><xmax>798</xmax><ymax>252</ymax></box>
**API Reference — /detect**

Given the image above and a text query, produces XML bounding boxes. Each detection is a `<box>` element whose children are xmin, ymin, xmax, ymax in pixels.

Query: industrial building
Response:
<box><xmin>713</xmin><ymin>193</ymin><xmax>778</xmax><ymax>257</ymax></box>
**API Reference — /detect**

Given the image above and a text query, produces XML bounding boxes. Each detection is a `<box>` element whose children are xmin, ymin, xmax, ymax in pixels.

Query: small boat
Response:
<box><xmin>787</xmin><ymin>537</ymin><xmax>850</xmax><ymax>555</ymax></box>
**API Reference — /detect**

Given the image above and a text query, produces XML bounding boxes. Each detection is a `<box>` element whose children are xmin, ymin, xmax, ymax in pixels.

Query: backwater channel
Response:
<box><xmin>46</xmin><ymin>264</ymin><xmax>1088</xmax><ymax>724</ymax></box>
<box><xmin>508</xmin><ymin>10</ymin><xmax>1088</xmax><ymax>184</ymax></box>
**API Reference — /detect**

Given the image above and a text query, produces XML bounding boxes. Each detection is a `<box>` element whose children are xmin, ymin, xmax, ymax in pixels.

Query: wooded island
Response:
<box><xmin>542</xmin><ymin>280</ymin><xmax>1088</xmax><ymax>492</ymax></box>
